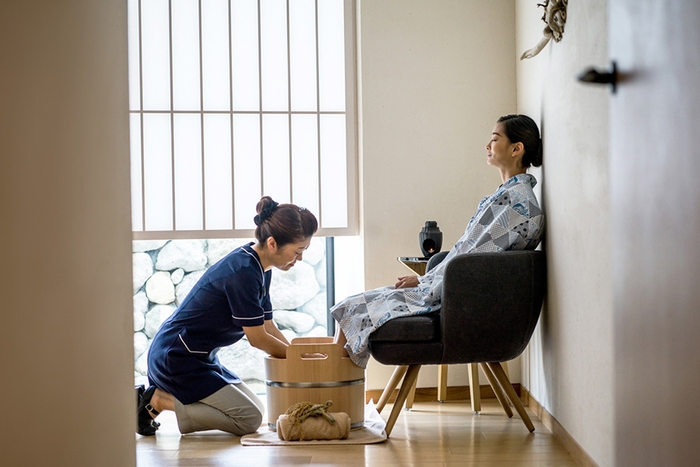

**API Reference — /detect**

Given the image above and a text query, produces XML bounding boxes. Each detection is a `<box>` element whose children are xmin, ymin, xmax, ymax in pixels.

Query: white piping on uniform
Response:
<box><xmin>231</xmin><ymin>314</ymin><xmax>264</xmax><ymax>321</ymax></box>
<box><xmin>242</xmin><ymin>246</ymin><xmax>265</xmax><ymax>285</ymax></box>
<box><xmin>178</xmin><ymin>333</ymin><xmax>209</xmax><ymax>354</ymax></box>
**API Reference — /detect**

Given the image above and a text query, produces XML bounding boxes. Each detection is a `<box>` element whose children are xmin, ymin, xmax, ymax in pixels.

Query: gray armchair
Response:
<box><xmin>368</xmin><ymin>250</ymin><xmax>546</xmax><ymax>436</ymax></box>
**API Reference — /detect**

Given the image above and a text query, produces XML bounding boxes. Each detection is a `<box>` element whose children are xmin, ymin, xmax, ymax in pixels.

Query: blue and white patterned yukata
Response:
<box><xmin>331</xmin><ymin>173</ymin><xmax>545</xmax><ymax>368</ymax></box>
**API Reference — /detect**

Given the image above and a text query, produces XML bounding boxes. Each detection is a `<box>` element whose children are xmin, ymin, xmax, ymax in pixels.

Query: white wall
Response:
<box><xmin>516</xmin><ymin>1</ymin><xmax>614</xmax><ymax>466</ymax></box>
<box><xmin>0</xmin><ymin>2</ymin><xmax>135</xmax><ymax>466</ymax></box>
<box><xmin>357</xmin><ymin>0</ymin><xmax>518</xmax><ymax>389</ymax></box>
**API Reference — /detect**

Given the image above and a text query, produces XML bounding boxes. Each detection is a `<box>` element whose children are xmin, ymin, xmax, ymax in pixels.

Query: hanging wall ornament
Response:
<box><xmin>520</xmin><ymin>0</ymin><xmax>568</xmax><ymax>60</ymax></box>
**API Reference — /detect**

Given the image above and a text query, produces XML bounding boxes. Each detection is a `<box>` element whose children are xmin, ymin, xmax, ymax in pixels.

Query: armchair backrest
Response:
<box><xmin>439</xmin><ymin>251</ymin><xmax>546</xmax><ymax>364</ymax></box>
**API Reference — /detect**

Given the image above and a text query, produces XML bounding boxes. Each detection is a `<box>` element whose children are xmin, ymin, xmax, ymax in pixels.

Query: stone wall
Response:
<box><xmin>133</xmin><ymin>237</ymin><xmax>328</xmax><ymax>393</ymax></box>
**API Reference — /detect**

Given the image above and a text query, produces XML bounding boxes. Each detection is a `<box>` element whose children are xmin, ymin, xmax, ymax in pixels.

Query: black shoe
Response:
<box><xmin>136</xmin><ymin>385</ymin><xmax>160</xmax><ymax>436</ymax></box>
<box><xmin>136</xmin><ymin>385</ymin><xmax>160</xmax><ymax>428</ymax></box>
<box><xmin>136</xmin><ymin>384</ymin><xmax>145</xmax><ymax>405</ymax></box>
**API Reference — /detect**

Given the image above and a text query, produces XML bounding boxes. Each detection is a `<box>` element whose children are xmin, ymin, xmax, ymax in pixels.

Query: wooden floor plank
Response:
<box><xmin>136</xmin><ymin>400</ymin><xmax>579</xmax><ymax>466</ymax></box>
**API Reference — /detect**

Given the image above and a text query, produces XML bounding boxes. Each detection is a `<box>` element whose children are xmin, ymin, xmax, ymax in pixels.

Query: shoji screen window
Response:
<box><xmin>128</xmin><ymin>0</ymin><xmax>357</xmax><ymax>239</ymax></box>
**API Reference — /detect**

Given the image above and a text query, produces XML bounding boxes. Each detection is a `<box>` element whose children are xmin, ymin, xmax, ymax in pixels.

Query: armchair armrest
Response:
<box><xmin>427</xmin><ymin>251</ymin><xmax>449</xmax><ymax>272</ymax></box>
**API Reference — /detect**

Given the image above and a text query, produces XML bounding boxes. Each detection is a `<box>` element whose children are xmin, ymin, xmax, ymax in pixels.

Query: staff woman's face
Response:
<box><xmin>270</xmin><ymin>237</ymin><xmax>312</xmax><ymax>271</ymax></box>
<box><xmin>486</xmin><ymin>122</ymin><xmax>519</xmax><ymax>169</ymax></box>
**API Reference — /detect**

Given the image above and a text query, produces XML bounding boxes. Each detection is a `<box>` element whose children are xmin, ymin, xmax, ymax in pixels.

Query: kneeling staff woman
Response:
<box><xmin>136</xmin><ymin>197</ymin><xmax>318</xmax><ymax>436</ymax></box>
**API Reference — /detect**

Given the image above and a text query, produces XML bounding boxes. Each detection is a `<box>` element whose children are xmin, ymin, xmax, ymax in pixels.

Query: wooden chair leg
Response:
<box><xmin>501</xmin><ymin>360</ymin><xmax>510</xmax><ymax>379</ymax></box>
<box><xmin>486</xmin><ymin>362</ymin><xmax>535</xmax><ymax>432</ymax></box>
<box><xmin>376</xmin><ymin>365</ymin><xmax>408</xmax><ymax>414</ymax></box>
<box><xmin>405</xmin><ymin>374</ymin><xmax>418</xmax><ymax>409</ymax></box>
<box><xmin>468</xmin><ymin>363</ymin><xmax>481</xmax><ymax>413</ymax></box>
<box><xmin>480</xmin><ymin>362</ymin><xmax>513</xmax><ymax>418</ymax></box>
<box><xmin>437</xmin><ymin>364</ymin><xmax>448</xmax><ymax>402</ymax></box>
<box><xmin>384</xmin><ymin>365</ymin><xmax>421</xmax><ymax>437</ymax></box>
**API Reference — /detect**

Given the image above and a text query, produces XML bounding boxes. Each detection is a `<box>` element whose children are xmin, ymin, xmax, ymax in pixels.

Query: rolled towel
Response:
<box><xmin>277</xmin><ymin>411</ymin><xmax>350</xmax><ymax>441</ymax></box>
<box><xmin>276</xmin><ymin>401</ymin><xmax>350</xmax><ymax>441</ymax></box>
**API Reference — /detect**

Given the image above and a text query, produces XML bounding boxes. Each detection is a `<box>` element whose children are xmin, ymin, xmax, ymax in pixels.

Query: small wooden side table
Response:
<box><xmin>397</xmin><ymin>256</ymin><xmax>428</xmax><ymax>275</ymax></box>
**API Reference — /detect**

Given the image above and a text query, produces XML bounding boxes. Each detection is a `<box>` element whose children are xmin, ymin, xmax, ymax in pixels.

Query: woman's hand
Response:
<box><xmin>243</xmin><ymin>325</ymin><xmax>288</xmax><ymax>359</ymax></box>
<box><xmin>395</xmin><ymin>275</ymin><xmax>420</xmax><ymax>289</ymax></box>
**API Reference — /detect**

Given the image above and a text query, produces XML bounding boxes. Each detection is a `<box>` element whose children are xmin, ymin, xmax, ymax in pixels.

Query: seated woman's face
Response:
<box><xmin>486</xmin><ymin>122</ymin><xmax>517</xmax><ymax>169</ymax></box>
<box><xmin>271</xmin><ymin>238</ymin><xmax>311</xmax><ymax>271</ymax></box>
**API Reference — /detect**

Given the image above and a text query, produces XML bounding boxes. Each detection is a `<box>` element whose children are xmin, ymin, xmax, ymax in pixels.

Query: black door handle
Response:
<box><xmin>578</xmin><ymin>61</ymin><xmax>618</xmax><ymax>93</ymax></box>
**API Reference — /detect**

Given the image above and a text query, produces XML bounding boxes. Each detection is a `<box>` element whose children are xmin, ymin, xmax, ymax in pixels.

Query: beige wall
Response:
<box><xmin>360</xmin><ymin>1</ymin><xmax>615</xmax><ymax>465</ymax></box>
<box><xmin>357</xmin><ymin>0</ymin><xmax>518</xmax><ymax>390</ymax></box>
<box><xmin>0</xmin><ymin>2</ymin><xmax>135</xmax><ymax>466</ymax></box>
<box><xmin>516</xmin><ymin>1</ymin><xmax>613</xmax><ymax>466</ymax></box>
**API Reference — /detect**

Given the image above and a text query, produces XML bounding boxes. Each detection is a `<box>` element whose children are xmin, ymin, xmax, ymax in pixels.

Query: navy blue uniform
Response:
<box><xmin>147</xmin><ymin>243</ymin><xmax>272</xmax><ymax>405</ymax></box>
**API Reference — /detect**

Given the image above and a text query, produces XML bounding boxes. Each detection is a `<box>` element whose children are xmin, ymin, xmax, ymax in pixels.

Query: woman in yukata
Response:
<box><xmin>332</xmin><ymin>114</ymin><xmax>545</xmax><ymax>369</ymax></box>
<box><xmin>136</xmin><ymin>197</ymin><xmax>317</xmax><ymax>436</ymax></box>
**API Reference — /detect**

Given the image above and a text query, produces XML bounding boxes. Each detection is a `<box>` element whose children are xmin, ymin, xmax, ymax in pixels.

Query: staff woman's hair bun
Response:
<box><xmin>254</xmin><ymin>199</ymin><xmax>279</xmax><ymax>226</ymax></box>
<box><xmin>254</xmin><ymin>196</ymin><xmax>318</xmax><ymax>247</ymax></box>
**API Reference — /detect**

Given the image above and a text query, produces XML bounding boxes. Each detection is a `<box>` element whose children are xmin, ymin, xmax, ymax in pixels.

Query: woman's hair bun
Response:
<box><xmin>531</xmin><ymin>137</ymin><xmax>543</xmax><ymax>168</ymax></box>
<box><xmin>254</xmin><ymin>196</ymin><xmax>279</xmax><ymax>226</ymax></box>
<box><xmin>254</xmin><ymin>196</ymin><xmax>318</xmax><ymax>247</ymax></box>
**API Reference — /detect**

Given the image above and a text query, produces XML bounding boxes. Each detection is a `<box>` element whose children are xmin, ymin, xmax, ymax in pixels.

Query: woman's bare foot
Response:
<box><xmin>149</xmin><ymin>388</ymin><xmax>175</xmax><ymax>416</ymax></box>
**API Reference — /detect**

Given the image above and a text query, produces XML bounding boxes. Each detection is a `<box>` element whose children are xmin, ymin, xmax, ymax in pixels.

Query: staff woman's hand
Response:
<box><xmin>395</xmin><ymin>275</ymin><xmax>419</xmax><ymax>289</ymax></box>
<box><xmin>243</xmin><ymin>325</ymin><xmax>288</xmax><ymax>359</ymax></box>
